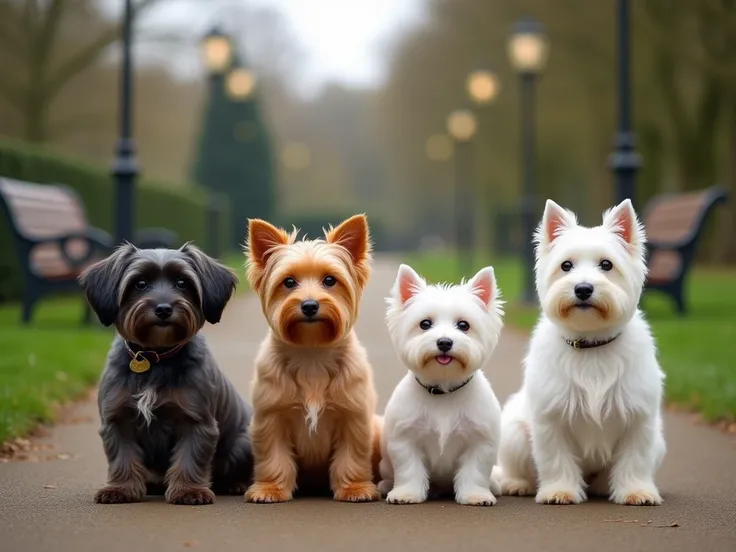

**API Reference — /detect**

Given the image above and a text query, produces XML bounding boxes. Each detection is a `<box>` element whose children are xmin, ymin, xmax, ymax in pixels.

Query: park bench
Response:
<box><xmin>0</xmin><ymin>177</ymin><xmax>177</xmax><ymax>323</ymax></box>
<box><xmin>643</xmin><ymin>185</ymin><xmax>728</xmax><ymax>315</ymax></box>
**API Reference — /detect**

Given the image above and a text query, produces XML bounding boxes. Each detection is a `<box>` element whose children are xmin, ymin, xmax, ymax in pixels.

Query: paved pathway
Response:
<box><xmin>1</xmin><ymin>257</ymin><xmax>735</xmax><ymax>551</ymax></box>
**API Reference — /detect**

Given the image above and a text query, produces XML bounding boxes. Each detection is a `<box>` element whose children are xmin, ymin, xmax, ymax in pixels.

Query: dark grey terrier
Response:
<box><xmin>79</xmin><ymin>243</ymin><xmax>252</xmax><ymax>505</ymax></box>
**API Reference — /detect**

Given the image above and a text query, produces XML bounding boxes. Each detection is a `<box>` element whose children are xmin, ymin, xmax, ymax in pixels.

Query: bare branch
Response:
<box><xmin>44</xmin><ymin>0</ymin><xmax>162</xmax><ymax>101</ymax></box>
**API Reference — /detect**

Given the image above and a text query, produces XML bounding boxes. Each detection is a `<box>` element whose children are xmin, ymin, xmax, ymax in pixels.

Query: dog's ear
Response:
<box><xmin>78</xmin><ymin>243</ymin><xmax>136</xmax><ymax>326</ymax></box>
<box><xmin>325</xmin><ymin>214</ymin><xmax>372</xmax><ymax>286</ymax></box>
<box><xmin>602</xmin><ymin>199</ymin><xmax>646</xmax><ymax>253</ymax></box>
<box><xmin>245</xmin><ymin>219</ymin><xmax>292</xmax><ymax>290</ymax></box>
<box><xmin>535</xmin><ymin>199</ymin><xmax>577</xmax><ymax>251</ymax></box>
<box><xmin>392</xmin><ymin>264</ymin><xmax>426</xmax><ymax>306</ymax></box>
<box><xmin>466</xmin><ymin>266</ymin><xmax>498</xmax><ymax>308</ymax></box>
<box><xmin>325</xmin><ymin>214</ymin><xmax>372</xmax><ymax>262</ymax></box>
<box><xmin>181</xmin><ymin>244</ymin><xmax>238</xmax><ymax>324</ymax></box>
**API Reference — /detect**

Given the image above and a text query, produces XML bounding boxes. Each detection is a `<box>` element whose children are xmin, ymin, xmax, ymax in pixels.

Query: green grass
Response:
<box><xmin>0</xmin><ymin>297</ymin><xmax>113</xmax><ymax>444</ymax></box>
<box><xmin>408</xmin><ymin>252</ymin><xmax>736</xmax><ymax>422</ymax></box>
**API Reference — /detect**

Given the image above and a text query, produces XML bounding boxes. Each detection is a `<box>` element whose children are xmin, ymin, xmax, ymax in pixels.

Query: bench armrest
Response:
<box><xmin>27</xmin><ymin>227</ymin><xmax>114</xmax><ymax>268</ymax></box>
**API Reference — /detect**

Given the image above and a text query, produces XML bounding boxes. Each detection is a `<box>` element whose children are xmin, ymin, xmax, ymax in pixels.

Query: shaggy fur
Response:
<box><xmin>80</xmin><ymin>243</ymin><xmax>253</xmax><ymax>505</ymax></box>
<box><xmin>379</xmin><ymin>264</ymin><xmax>504</xmax><ymax>506</ymax></box>
<box><xmin>495</xmin><ymin>199</ymin><xmax>666</xmax><ymax>506</ymax></box>
<box><xmin>244</xmin><ymin>214</ymin><xmax>381</xmax><ymax>503</ymax></box>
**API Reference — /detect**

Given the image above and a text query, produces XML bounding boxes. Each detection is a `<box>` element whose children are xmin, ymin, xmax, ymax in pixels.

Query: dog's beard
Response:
<box><xmin>120</xmin><ymin>300</ymin><xmax>199</xmax><ymax>349</ymax></box>
<box><xmin>544</xmin><ymin>286</ymin><xmax>629</xmax><ymax>334</ymax></box>
<box><xmin>271</xmin><ymin>298</ymin><xmax>351</xmax><ymax>347</ymax></box>
<box><xmin>399</xmin><ymin>343</ymin><xmax>473</xmax><ymax>384</ymax></box>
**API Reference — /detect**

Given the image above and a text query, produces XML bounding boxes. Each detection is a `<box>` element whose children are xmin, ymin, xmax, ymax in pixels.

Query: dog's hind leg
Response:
<box><xmin>497</xmin><ymin>394</ymin><xmax>537</xmax><ymax>497</ymax></box>
<box><xmin>212</xmin><ymin>432</ymin><xmax>254</xmax><ymax>495</ymax></box>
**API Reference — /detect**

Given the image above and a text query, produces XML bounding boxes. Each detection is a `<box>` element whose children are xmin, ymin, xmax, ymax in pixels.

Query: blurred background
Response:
<box><xmin>1</xmin><ymin>0</ymin><xmax>734</xmax><ymax>265</ymax></box>
<box><xmin>1</xmin><ymin>0</ymin><xmax>735</xmax><ymax>453</ymax></box>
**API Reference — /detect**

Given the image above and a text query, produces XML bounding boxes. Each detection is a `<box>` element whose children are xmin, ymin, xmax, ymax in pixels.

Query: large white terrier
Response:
<box><xmin>379</xmin><ymin>264</ymin><xmax>504</xmax><ymax>506</ymax></box>
<box><xmin>496</xmin><ymin>199</ymin><xmax>666</xmax><ymax>506</ymax></box>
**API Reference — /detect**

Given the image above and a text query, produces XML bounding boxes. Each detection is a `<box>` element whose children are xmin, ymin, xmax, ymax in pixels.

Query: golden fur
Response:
<box><xmin>244</xmin><ymin>215</ymin><xmax>381</xmax><ymax>503</ymax></box>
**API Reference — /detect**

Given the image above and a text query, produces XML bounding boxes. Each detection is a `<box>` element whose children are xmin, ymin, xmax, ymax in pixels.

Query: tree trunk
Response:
<box><xmin>722</xmin><ymin>104</ymin><xmax>736</xmax><ymax>263</ymax></box>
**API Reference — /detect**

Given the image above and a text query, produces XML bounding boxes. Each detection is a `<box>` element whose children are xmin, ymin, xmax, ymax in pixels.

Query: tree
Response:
<box><xmin>192</xmin><ymin>56</ymin><xmax>276</xmax><ymax>249</ymax></box>
<box><xmin>0</xmin><ymin>0</ymin><xmax>169</xmax><ymax>143</ymax></box>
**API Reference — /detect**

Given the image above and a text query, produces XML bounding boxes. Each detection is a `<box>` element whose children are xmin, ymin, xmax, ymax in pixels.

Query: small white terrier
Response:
<box><xmin>379</xmin><ymin>264</ymin><xmax>504</xmax><ymax>506</ymax></box>
<box><xmin>496</xmin><ymin>199</ymin><xmax>666</xmax><ymax>506</ymax></box>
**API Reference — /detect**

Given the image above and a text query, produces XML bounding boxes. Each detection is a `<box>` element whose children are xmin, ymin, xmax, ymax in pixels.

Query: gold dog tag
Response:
<box><xmin>129</xmin><ymin>352</ymin><xmax>151</xmax><ymax>373</ymax></box>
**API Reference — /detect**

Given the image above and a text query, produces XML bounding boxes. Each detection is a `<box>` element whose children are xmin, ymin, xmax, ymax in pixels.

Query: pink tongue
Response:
<box><xmin>436</xmin><ymin>355</ymin><xmax>453</xmax><ymax>365</ymax></box>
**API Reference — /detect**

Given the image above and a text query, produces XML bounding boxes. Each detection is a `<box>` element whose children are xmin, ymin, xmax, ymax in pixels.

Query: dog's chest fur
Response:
<box><xmin>527</xmin><ymin>317</ymin><xmax>661</xmax><ymax>471</ymax></box>
<box><xmin>278</xmin><ymin>351</ymin><xmax>349</xmax><ymax>468</ymax></box>
<box><xmin>388</xmin><ymin>373</ymin><xmax>500</xmax><ymax>488</ymax></box>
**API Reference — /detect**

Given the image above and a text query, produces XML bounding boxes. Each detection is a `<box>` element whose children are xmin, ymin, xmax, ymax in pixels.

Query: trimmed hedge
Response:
<box><xmin>0</xmin><ymin>138</ymin><xmax>230</xmax><ymax>300</ymax></box>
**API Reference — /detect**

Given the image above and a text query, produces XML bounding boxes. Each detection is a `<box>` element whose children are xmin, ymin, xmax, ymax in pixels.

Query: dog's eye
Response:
<box><xmin>175</xmin><ymin>279</ymin><xmax>187</xmax><ymax>290</ymax></box>
<box><xmin>456</xmin><ymin>320</ymin><xmax>470</xmax><ymax>332</ymax></box>
<box><xmin>322</xmin><ymin>275</ymin><xmax>337</xmax><ymax>288</ymax></box>
<box><xmin>283</xmin><ymin>277</ymin><xmax>298</xmax><ymax>289</ymax></box>
<box><xmin>419</xmin><ymin>319</ymin><xmax>433</xmax><ymax>331</ymax></box>
<box><xmin>599</xmin><ymin>259</ymin><xmax>613</xmax><ymax>272</ymax></box>
<box><xmin>135</xmin><ymin>280</ymin><xmax>148</xmax><ymax>291</ymax></box>
<box><xmin>561</xmin><ymin>261</ymin><xmax>573</xmax><ymax>272</ymax></box>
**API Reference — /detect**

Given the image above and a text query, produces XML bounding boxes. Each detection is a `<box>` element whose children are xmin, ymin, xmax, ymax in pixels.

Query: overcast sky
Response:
<box><xmin>110</xmin><ymin>0</ymin><xmax>426</xmax><ymax>90</ymax></box>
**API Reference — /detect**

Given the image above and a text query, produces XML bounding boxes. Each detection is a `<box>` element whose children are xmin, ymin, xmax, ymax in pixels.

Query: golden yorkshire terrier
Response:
<box><xmin>244</xmin><ymin>214</ymin><xmax>382</xmax><ymax>503</ymax></box>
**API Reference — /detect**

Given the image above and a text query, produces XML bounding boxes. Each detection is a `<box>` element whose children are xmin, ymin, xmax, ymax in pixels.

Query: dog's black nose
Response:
<box><xmin>437</xmin><ymin>338</ymin><xmax>453</xmax><ymax>353</ymax></box>
<box><xmin>155</xmin><ymin>303</ymin><xmax>173</xmax><ymax>320</ymax></box>
<box><xmin>301</xmin><ymin>300</ymin><xmax>319</xmax><ymax>318</ymax></box>
<box><xmin>574</xmin><ymin>283</ymin><xmax>594</xmax><ymax>301</ymax></box>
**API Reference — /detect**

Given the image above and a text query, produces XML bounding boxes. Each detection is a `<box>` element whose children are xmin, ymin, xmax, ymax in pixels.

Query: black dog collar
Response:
<box><xmin>415</xmin><ymin>375</ymin><xmax>474</xmax><ymax>395</ymax></box>
<box><xmin>565</xmin><ymin>333</ymin><xmax>621</xmax><ymax>350</ymax></box>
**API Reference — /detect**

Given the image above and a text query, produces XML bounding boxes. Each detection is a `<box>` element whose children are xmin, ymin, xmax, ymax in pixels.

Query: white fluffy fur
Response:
<box><xmin>379</xmin><ymin>264</ymin><xmax>504</xmax><ymax>506</ymax></box>
<box><xmin>496</xmin><ymin>199</ymin><xmax>666</xmax><ymax>506</ymax></box>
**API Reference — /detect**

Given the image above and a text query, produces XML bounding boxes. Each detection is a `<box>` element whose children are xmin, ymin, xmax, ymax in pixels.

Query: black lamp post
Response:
<box><xmin>447</xmin><ymin>109</ymin><xmax>479</xmax><ymax>276</ymax></box>
<box><xmin>198</xmin><ymin>26</ymin><xmax>234</xmax><ymax>256</ymax></box>
<box><xmin>609</xmin><ymin>0</ymin><xmax>640</xmax><ymax>205</ymax></box>
<box><xmin>509</xmin><ymin>18</ymin><xmax>548</xmax><ymax>304</ymax></box>
<box><xmin>112</xmin><ymin>0</ymin><xmax>138</xmax><ymax>245</ymax></box>
<box><xmin>466</xmin><ymin>68</ymin><xmax>500</xmax><ymax>253</ymax></box>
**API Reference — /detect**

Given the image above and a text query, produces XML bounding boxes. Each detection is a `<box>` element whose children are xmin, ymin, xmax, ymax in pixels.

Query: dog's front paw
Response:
<box><xmin>536</xmin><ymin>484</ymin><xmax>586</xmax><ymax>505</ymax></box>
<box><xmin>334</xmin><ymin>481</ymin><xmax>380</xmax><ymax>502</ymax></box>
<box><xmin>501</xmin><ymin>477</ymin><xmax>536</xmax><ymax>496</ymax></box>
<box><xmin>386</xmin><ymin>486</ymin><xmax>426</xmax><ymax>504</ymax></box>
<box><xmin>94</xmin><ymin>485</ymin><xmax>143</xmax><ymax>504</ymax></box>
<box><xmin>166</xmin><ymin>486</ymin><xmax>215</xmax><ymax>505</ymax></box>
<box><xmin>610</xmin><ymin>484</ymin><xmax>662</xmax><ymax>506</ymax></box>
<box><xmin>245</xmin><ymin>482</ymin><xmax>293</xmax><ymax>503</ymax></box>
<box><xmin>456</xmin><ymin>491</ymin><xmax>497</xmax><ymax>507</ymax></box>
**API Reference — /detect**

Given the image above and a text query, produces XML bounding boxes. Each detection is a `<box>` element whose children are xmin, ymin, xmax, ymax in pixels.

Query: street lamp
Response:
<box><xmin>199</xmin><ymin>26</ymin><xmax>234</xmax><ymax>257</ymax></box>
<box><xmin>112</xmin><ymin>0</ymin><xmax>138</xmax><ymax>245</ymax></box>
<box><xmin>509</xmin><ymin>17</ymin><xmax>547</xmax><ymax>305</ymax></box>
<box><xmin>202</xmin><ymin>26</ymin><xmax>233</xmax><ymax>74</ymax></box>
<box><xmin>609</xmin><ymin>0</ymin><xmax>640</xmax><ymax>205</ymax></box>
<box><xmin>466</xmin><ymin>68</ymin><xmax>500</xmax><ymax>255</ymax></box>
<box><xmin>226</xmin><ymin>67</ymin><xmax>257</xmax><ymax>101</ymax></box>
<box><xmin>466</xmin><ymin>69</ymin><xmax>500</xmax><ymax>106</ymax></box>
<box><xmin>447</xmin><ymin>109</ymin><xmax>478</xmax><ymax>275</ymax></box>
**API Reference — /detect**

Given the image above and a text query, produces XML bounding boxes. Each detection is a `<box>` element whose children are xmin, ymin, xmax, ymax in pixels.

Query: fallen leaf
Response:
<box><xmin>182</xmin><ymin>540</ymin><xmax>200</xmax><ymax>548</ymax></box>
<box><xmin>43</xmin><ymin>484</ymin><xmax>57</xmax><ymax>489</ymax></box>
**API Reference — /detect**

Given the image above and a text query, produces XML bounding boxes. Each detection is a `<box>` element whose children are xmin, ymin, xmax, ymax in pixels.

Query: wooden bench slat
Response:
<box><xmin>643</xmin><ymin>185</ymin><xmax>728</xmax><ymax>314</ymax></box>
